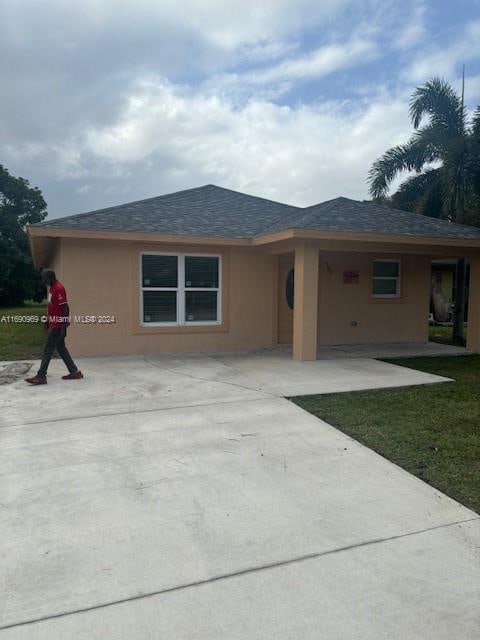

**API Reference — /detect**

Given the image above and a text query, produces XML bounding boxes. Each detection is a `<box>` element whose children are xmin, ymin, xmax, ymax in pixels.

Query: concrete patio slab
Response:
<box><xmin>1</xmin><ymin>351</ymin><xmax>478</xmax><ymax>638</ymax></box>
<box><xmin>317</xmin><ymin>341</ymin><xmax>469</xmax><ymax>359</ymax></box>
<box><xmin>205</xmin><ymin>350</ymin><xmax>452</xmax><ymax>396</ymax></box>
<box><xmin>0</xmin><ymin>350</ymin><xmax>451</xmax><ymax>429</ymax></box>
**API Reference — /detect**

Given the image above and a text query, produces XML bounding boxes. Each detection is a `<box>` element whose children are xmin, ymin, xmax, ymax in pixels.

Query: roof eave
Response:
<box><xmin>27</xmin><ymin>225</ymin><xmax>251</xmax><ymax>246</ymax></box>
<box><xmin>27</xmin><ymin>225</ymin><xmax>480</xmax><ymax>267</ymax></box>
<box><xmin>252</xmin><ymin>227</ymin><xmax>480</xmax><ymax>249</ymax></box>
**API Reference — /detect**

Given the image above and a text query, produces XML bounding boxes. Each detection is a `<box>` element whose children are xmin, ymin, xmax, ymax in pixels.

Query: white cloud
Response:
<box><xmin>1</xmin><ymin>0</ymin><xmax>349</xmax><ymax>61</ymax></box>
<box><xmin>76</xmin><ymin>184</ymin><xmax>91</xmax><ymax>194</ymax></box>
<box><xmin>201</xmin><ymin>35</ymin><xmax>379</xmax><ymax>104</ymax></box>
<box><xmin>2</xmin><ymin>0</ymin><xmax>471</xmax><ymax>216</ymax></box>
<box><xmin>245</xmin><ymin>37</ymin><xmax>378</xmax><ymax>84</ymax></box>
<box><xmin>407</xmin><ymin>20</ymin><xmax>480</xmax><ymax>83</ymax></box>
<box><xmin>394</xmin><ymin>3</ymin><xmax>426</xmax><ymax>50</ymax></box>
<box><xmin>465</xmin><ymin>74</ymin><xmax>480</xmax><ymax>102</ymax></box>
<box><xmin>71</xmin><ymin>78</ymin><xmax>411</xmax><ymax>206</ymax></box>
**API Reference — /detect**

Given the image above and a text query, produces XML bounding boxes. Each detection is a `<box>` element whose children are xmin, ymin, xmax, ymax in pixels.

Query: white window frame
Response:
<box><xmin>140</xmin><ymin>252</ymin><xmax>222</xmax><ymax>326</ymax></box>
<box><xmin>372</xmin><ymin>259</ymin><xmax>401</xmax><ymax>299</ymax></box>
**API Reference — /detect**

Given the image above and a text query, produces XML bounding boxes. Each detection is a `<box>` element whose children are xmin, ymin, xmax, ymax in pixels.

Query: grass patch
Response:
<box><xmin>293</xmin><ymin>355</ymin><xmax>480</xmax><ymax>514</ymax></box>
<box><xmin>0</xmin><ymin>303</ymin><xmax>46</xmax><ymax>361</ymax></box>
<box><xmin>429</xmin><ymin>324</ymin><xmax>466</xmax><ymax>345</ymax></box>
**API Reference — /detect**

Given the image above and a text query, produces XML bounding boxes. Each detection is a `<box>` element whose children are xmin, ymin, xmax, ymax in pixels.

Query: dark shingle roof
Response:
<box><xmin>266</xmin><ymin>197</ymin><xmax>480</xmax><ymax>240</ymax></box>
<box><xmin>35</xmin><ymin>184</ymin><xmax>300</xmax><ymax>238</ymax></box>
<box><xmin>34</xmin><ymin>185</ymin><xmax>480</xmax><ymax>241</ymax></box>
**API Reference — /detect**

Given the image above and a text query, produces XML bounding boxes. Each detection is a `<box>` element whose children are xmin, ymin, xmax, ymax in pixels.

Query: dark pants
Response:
<box><xmin>38</xmin><ymin>327</ymin><xmax>78</xmax><ymax>377</ymax></box>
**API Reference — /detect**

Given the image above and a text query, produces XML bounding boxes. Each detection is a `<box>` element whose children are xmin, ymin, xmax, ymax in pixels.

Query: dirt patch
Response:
<box><xmin>0</xmin><ymin>362</ymin><xmax>33</xmax><ymax>385</ymax></box>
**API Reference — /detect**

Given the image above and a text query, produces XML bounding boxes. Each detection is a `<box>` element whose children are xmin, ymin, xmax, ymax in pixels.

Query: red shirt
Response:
<box><xmin>48</xmin><ymin>280</ymin><xmax>69</xmax><ymax>328</ymax></box>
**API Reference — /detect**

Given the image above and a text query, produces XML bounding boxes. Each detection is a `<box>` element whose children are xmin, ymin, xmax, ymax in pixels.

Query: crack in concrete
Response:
<box><xmin>0</xmin><ymin>396</ymin><xmax>272</xmax><ymax>430</ymax></box>
<box><xmin>1</xmin><ymin>516</ymin><xmax>478</xmax><ymax>632</ymax></box>
<box><xmin>143</xmin><ymin>355</ymin><xmax>273</xmax><ymax>396</ymax></box>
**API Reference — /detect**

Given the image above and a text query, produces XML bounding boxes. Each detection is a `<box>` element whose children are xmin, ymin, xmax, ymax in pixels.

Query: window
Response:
<box><xmin>141</xmin><ymin>253</ymin><xmax>221</xmax><ymax>325</ymax></box>
<box><xmin>372</xmin><ymin>260</ymin><xmax>400</xmax><ymax>298</ymax></box>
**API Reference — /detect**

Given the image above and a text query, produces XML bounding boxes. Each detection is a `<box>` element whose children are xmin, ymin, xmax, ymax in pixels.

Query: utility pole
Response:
<box><xmin>452</xmin><ymin>64</ymin><xmax>467</xmax><ymax>344</ymax></box>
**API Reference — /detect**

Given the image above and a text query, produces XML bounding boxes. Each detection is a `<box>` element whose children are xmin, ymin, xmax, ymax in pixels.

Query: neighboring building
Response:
<box><xmin>28</xmin><ymin>185</ymin><xmax>480</xmax><ymax>360</ymax></box>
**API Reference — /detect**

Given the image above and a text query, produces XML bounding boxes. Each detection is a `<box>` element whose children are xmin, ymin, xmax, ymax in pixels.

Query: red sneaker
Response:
<box><xmin>25</xmin><ymin>375</ymin><xmax>47</xmax><ymax>385</ymax></box>
<box><xmin>62</xmin><ymin>371</ymin><xmax>84</xmax><ymax>380</ymax></box>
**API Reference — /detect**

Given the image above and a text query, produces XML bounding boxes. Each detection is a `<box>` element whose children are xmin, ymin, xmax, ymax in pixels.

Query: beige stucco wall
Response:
<box><xmin>56</xmin><ymin>238</ymin><xmax>276</xmax><ymax>357</ymax></box>
<box><xmin>317</xmin><ymin>251</ymin><xmax>431</xmax><ymax>345</ymax></box>
<box><xmin>49</xmin><ymin>239</ymin><xmax>63</xmax><ymax>276</ymax></box>
<box><xmin>52</xmin><ymin>238</ymin><xmax>431</xmax><ymax>357</ymax></box>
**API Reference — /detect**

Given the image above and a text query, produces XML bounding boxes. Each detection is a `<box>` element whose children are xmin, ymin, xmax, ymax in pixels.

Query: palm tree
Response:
<box><xmin>465</xmin><ymin>106</ymin><xmax>480</xmax><ymax>224</ymax></box>
<box><xmin>368</xmin><ymin>78</ymin><xmax>480</xmax><ymax>343</ymax></box>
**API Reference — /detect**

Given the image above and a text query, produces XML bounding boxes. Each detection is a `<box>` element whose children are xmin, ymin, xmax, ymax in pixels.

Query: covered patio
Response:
<box><xmin>257</xmin><ymin>233</ymin><xmax>480</xmax><ymax>361</ymax></box>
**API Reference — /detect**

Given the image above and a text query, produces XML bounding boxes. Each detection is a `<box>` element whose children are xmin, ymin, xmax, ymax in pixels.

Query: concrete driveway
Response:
<box><xmin>1</xmin><ymin>350</ymin><xmax>479</xmax><ymax>639</ymax></box>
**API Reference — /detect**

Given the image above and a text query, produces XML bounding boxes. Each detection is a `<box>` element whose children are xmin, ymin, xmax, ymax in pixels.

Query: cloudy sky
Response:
<box><xmin>1</xmin><ymin>0</ymin><xmax>480</xmax><ymax>219</ymax></box>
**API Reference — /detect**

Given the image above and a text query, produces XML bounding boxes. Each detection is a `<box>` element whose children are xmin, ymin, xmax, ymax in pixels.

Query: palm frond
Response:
<box><xmin>471</xmin><ymin>106</ymin><xmax>480</xmax><ymax>138</ymax></box>
<box><xmin>465</xmin><ymin>109</ymin><xmax>480</xmax><ymax>199</ymax></box>
<box><xmin>412</xmin><ymin>122</ymin><xmax>451</xmax><ymax>156</ymax></box>
<box><xmin>409</xmin><ymin>77</ymin><xmax>464</xmax><ymax>135</ymax></box>
<box><xmin>368</xmin><ymin>134</ymin><xmax>438</xmax><ymax>198</ymax></box>
<box><xmin>439</xmin><ymin>172</ymin><xmax>458</xmax><ymax>221</ymax></box>
<box><xmin>390</xmin><ymin>168</ymin><xmax>443</xmax><ymax>215</ymax></box>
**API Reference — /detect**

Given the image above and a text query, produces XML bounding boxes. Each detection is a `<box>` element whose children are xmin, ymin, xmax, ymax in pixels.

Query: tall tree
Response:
<box><xmin>465</xmin><ymin>106</ymin><xmax>480</xmax><ymax>225</ymax></box>
<box><xmin>0</xmin><ymin>165</ymin><xmax>47</xmax><ymax>305</ymax></box>
<box><xmin>368</xmin><ymin>77</ymin><xmax>480</xmax><ymax>343</ymax></box>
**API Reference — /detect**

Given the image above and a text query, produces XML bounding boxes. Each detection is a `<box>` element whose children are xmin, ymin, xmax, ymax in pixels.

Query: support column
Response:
<box><xmin>293</xmin><ymin>243</ymin><xmax>319</xmax><ymax>361</ymax></box>
<box><xmin>466</xmin><ymin>255</ymin><xmax>480</xmax><ymax>352</ymax></box>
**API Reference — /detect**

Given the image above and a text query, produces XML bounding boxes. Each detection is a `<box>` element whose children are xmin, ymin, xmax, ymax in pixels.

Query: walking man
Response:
<box><xmin>25</xmin><ymin>269</ymin><xmax>83</xmax><ymax>385</ymax></box>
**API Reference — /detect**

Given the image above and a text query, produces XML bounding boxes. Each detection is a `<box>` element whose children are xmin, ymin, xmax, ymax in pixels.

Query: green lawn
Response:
<box><xmin>428</xmin><ymin>324</ymin><xmax>466</xmax><ymax>345</ymax></box>
<box><xmin>0</xmin><ymin>303</ymin><xmax>46</xmax><ymax>361</ymax></box>
<box><xmin>293</xmin><ymin>355</ymin><xmax>480</xmax><ymax>514</ymax></box>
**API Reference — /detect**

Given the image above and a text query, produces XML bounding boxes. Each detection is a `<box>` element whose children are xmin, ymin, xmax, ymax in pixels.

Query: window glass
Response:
<box><xmin>141</xmin><ymin>253</ymin><xmax>221</xmax><ymax>324</ymax></box>
<box><xmin>372</xmin><ymin>279</ymin><xmax>398</xmax><ymax>296</ymax></box>
<box><xmin>185</xmin><ymin>256</ymin><xmax>218</xmax><ymax>288</ymax></box>
<box><xmin>143</xmin><ymin>291</ymin><xmax>177</xmax><ymax>323</ymax></box>
<box><xmin>142</xmin><ymin>255</ymin><xmax>178</xmax><ymax>288</ymax></box>
<box><xmin>185</xmin><ymin>291</ymin><xmax>218</xmax><ymax>322</ymax></box>
<box><xmin>373</xmin><ymin>261</ymin><xmax>399</xmax><ymax>278</ymax></box>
